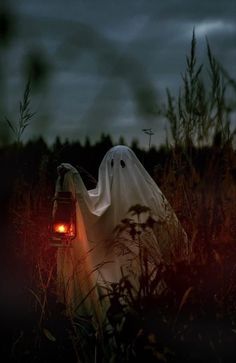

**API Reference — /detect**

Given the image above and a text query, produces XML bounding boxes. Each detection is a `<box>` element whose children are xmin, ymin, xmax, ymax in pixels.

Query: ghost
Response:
<box><xmin>54</xmin><ymin>145</ymin><xmax>190</xmax><ymax>317</ymax></box>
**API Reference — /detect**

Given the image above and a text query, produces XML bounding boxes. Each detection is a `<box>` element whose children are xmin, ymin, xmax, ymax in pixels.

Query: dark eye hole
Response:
<box><xmin>120</xmin><ymin>160</ymin><xmax>126</xmax><ymax>168</ymax></box>
<box><xmin>111</xmin><ymin>159</ymin><xmax>114</xmax><ymax>167</ymax></box>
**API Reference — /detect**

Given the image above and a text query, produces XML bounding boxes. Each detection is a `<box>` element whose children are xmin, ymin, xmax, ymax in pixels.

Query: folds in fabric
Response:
<box><xmin>54</xmin><ymin>146</ymin><xmax>190</xmax><ymax>319</ymax></box>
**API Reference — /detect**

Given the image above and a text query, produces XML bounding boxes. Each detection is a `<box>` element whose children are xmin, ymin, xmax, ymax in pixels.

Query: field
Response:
<box><xmin>1</xmin><ymin>34</ymin><xmax>236</xmax><ymax>362</ymax></box>
<box><xmin>1</xmin><ymin>136</ymin><xmax>236</xmax><ymax>362</ymax></box>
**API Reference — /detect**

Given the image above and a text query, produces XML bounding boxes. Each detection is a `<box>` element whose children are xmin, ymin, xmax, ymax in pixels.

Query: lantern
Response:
<box><xmin>51</xmin><ymin>191</ymin><xmax>76</xmax><ymax>246</ymax></box>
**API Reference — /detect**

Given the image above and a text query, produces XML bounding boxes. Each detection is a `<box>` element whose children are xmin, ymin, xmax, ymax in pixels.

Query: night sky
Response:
<box><xmin>2</xmin><ymin>0</ymin><xmax>236</xmax><ymax>147</ymax></box>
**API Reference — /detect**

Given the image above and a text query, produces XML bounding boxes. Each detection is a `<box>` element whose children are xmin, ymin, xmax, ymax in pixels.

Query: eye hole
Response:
<box><xmin>111</xmin><ymin>159</ymin><xmax>114</xmax><ymax>167</ymax></box>
<box><xmin>120</xmin><ymin>160</ymin><xmax>126</xmax><ymax>168</ymax></box>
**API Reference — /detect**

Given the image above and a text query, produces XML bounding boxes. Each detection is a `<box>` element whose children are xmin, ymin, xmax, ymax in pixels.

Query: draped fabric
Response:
<box><xmin>55</xmin><ymin>146</ymin><xmax>190</xmax><ymax>317</ymax></box>
<box><xmin>55</xmin><ymin>165</ymin><xmax>103</xmax><ymax>322</ymax></box>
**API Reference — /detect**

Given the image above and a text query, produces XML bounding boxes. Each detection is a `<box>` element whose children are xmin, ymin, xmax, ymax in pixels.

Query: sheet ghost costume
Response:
<box><xmin>55</xmin><ymin>145</ymin><xmax>189</xmax><ymax>317</ymax></box>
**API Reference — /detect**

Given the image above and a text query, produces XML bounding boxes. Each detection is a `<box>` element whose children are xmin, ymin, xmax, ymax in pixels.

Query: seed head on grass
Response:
<box><xmin>5</xmin><ymin>79</ymin><xmax>35</xmax><ymax>143</ymax></box>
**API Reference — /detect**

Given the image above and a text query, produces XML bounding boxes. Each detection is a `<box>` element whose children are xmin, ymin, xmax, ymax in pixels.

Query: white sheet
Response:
<box><xmin>55</xmin><ymin>145</ymin><xmax>189</xmax><ymax>316</ymax></box>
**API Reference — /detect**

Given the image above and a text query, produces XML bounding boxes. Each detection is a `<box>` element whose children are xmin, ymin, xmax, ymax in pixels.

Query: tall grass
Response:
<box><xmin>2</xmin><ymin>33</ymin><xmax>236</xmax><ymax>362</ymax></box>
<box><xmin>5</xmin><ymin>79</ymin><xmax>35</xmax><ymax>144</ymax></box>
<box><xmin>165</xmin><ymin>30</ymin><xmax>236</xmax><ymax>149</ymax></box>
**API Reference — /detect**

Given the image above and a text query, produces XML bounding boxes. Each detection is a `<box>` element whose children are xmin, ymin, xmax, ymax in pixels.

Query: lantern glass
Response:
<box><xmin>51</xmin><ymin>192</ymin><xmax>76</xmax><ymax>242</ymax></box>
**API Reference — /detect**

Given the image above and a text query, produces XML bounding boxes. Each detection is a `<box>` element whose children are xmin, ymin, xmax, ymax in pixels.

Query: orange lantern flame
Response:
<box><xmin>54</xmin><ymin>223</ymin><xmax>68</xmax><ymax>234</ymax></box>
<box><xmin>53</xmin><ymin>222</ymin><xmax>75</xmax><ymax>237</ymax></box>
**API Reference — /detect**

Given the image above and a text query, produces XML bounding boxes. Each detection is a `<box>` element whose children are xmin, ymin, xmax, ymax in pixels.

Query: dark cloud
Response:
<box><xmin>3</xmin><ymin>0</ymin><xmax>236</xmax><ymax>147</ymax></box>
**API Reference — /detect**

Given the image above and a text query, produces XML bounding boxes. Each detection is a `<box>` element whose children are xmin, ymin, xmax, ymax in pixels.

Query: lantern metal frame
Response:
<box><xmin>50</xmin><ymin>191</ymin><xmax>77</xmax><ymax>247</ymax></box>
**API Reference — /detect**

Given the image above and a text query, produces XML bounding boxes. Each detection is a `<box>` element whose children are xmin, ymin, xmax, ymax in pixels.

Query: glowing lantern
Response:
<box><xmin>51</xmin><ymin>191</ymin><xmax>76</xmax><ymax>245</ymax></box>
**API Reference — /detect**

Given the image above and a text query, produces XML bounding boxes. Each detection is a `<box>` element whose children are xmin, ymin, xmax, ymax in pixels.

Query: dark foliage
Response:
<box><xmin>1</xmin><ymin>135</ymin><xmax>236</xmax><ymax>362</ymax></box>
